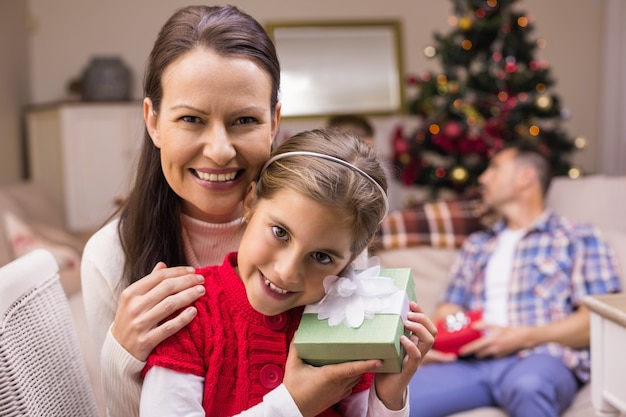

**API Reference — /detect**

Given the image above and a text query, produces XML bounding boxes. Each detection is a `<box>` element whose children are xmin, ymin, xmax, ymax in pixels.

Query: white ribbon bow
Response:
<box><xmin>306</xmin><ymin>257</ymin><xmax>404</xmax><ymax>328</ymax></box>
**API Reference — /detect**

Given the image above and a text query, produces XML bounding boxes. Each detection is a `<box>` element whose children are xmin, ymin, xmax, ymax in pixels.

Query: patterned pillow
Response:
<box><xmin>372</xmin><ymin>198</ymin><xmax>486</xmax><ymax>250</ymax></box>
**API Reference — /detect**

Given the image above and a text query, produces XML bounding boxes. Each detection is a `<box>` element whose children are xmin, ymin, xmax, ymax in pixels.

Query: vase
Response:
<box><xmin>81</xmin><ymin>56</ymin><xmax>132</xmax><ymax>101</ymax></box>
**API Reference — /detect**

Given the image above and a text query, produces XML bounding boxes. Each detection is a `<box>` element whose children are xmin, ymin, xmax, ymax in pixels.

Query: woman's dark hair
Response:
<box><xmin>118</xmin><ymin>5</ymin><xmax>280</xmax><ymax>287</ymax></box>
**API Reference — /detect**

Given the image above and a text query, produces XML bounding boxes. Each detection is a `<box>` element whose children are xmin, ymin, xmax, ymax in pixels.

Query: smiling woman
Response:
<box><xmin>79</xmin><ymin>5</ymin><xmax>281</xmax><ymax>417</ymax></box>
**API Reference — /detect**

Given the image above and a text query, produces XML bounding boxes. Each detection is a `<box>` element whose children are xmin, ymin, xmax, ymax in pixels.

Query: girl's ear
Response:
<box><xmin>243</xmin><ymin>182</ymin><xmax>257</xmax><ymax>220</ymax></box>
<box><xmin>144</xmin><ymin>97</ymin><xmax>160</xmax><ymax>147</ymax></box>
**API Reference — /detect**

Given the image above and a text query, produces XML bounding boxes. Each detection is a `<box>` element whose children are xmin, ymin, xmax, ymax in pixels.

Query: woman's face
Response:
<box><xmin>145</xmin><ymin>48</ymin><xmax>280</xmax><ymax>223</ymax></box>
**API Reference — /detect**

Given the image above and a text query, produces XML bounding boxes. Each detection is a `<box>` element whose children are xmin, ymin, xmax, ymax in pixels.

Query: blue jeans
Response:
<box><xmin>409</xmin><ymin>354</ymin><xmax>579</xmax><ymax>417</ymax></box>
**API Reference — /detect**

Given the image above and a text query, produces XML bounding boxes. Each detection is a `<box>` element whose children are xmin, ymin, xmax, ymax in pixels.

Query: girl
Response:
<box><xmin>140</xmin><ymin>129</ymin><xmax>436</xmax><ymax>416</ymax></box>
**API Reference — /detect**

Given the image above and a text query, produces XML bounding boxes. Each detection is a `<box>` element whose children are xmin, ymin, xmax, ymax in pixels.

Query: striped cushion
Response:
<box><xmin>373</xmin><ymin>198</ymin><xmax>486</xmax><ymax>250</ymax></box>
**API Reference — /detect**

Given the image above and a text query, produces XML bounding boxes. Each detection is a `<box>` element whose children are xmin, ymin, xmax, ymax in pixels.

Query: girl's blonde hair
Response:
<box><xmin>255</xmin><ymin>129</ymin><xmax>388</xmax><ymax>258</ymax></box>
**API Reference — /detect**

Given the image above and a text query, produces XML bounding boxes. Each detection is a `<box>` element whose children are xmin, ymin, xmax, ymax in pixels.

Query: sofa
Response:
<box><xmin>0</xmin><ymin>181</ymin><xmax>106</xmax><ymax>416</ymax></box>
<box><xmin>1</xmin><ymin>176</ymin><xmax>624</xmax><ymax>417</ymax></box>
<box><xmin>374</xmin><ymin>174</ymin><xmax>626</xmax><ymax>417</ymax></box>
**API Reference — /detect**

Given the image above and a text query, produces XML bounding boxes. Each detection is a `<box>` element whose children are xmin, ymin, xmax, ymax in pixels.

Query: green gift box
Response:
<box><xmin>294</xmin><ymin>268</ymin><xmax>416</xmax><ymax>373</ymax></box>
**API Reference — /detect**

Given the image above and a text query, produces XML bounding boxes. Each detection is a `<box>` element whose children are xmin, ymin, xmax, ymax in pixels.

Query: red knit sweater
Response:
<box><xmin>144</xmin><ymin>252</ymin><xmax>373</xmax><ymax>417</ymax></box>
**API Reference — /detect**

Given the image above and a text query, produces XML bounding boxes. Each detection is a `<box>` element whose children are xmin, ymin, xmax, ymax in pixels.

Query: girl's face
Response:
<box><xmin>145</xmin><ymin>48</ymin><xmax>280</xmax><ymax>223</ymax></box>
<box><xmin>237</xmin><ymin>187</ymin><xmax>354</xmax><ymax>317</ymax></box>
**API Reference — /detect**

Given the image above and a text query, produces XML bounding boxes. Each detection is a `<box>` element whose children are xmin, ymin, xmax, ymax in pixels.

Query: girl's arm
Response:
<box><xmin>140</xmin><ymin>367</ymin><xmax>303</xmax><ymax>417</ymax></box>
<box><xmin>371</xmin><ymin>302</ymin><xmax>437</xmax><ymax>412</ymax></box>
<box><xmin>338</xmin><ymin>388</ymin><xmax>409</xmax><ymax>417</ymax></box>
<box><xmin>140</xmin><ymin>367</ymin><xmax>204</xmax><ymax>416</ymax></box>
<box><xmin>338</xmin><ymin>304</ymin><xmax>433</xmax><ymax>417</ymax></box>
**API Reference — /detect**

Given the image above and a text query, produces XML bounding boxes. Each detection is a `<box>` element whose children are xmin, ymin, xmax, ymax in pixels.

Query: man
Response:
<box><xmin>327</xmin><ymin>114</ymin><xmax>375</xmax><ymax>148</ymax></box>
<box><xmin>408</xmin><ymin>140</ymin><xmax>621</xmax><ymax>417</ymax></box>
<box><xmin>326</xmin><ymin>114</ymin><xmax>402</xmax><ymax>211</ymax></box>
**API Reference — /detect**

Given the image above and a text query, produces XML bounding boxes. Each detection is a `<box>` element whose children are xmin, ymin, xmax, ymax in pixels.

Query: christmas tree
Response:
<box><xmin>393</xmin><ymin>0</ymin><xmax>582</xmax><ymax>199</ymax></box>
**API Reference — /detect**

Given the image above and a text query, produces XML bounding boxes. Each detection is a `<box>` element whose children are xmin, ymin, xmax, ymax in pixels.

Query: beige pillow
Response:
<box><xmin>3</xmin><ymin>210</ymin><xmax>81</xmax><ymax>271</ymax></box>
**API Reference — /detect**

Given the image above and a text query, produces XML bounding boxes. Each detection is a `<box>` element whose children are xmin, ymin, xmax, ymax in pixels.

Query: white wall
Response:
<box><xmin>0</xmin><ymin>0</ymin><xmax>29</xmax><ymax>185</ymax></box>
<box><xmin>599</xmin><ymin>0</ymin><xmax>626</xmax><ymax>175</ymax></box>
<box><xmin>23</xmin><ymin>0</ymin><xmax>610</xmax><ymax>176</ymax></box>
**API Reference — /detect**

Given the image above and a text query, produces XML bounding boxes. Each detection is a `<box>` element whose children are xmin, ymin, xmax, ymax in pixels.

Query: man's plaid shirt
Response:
<box><xmin>443</xmin><ymin>208</ymin><xmax>622</xmax><ymax>382</ymax></box>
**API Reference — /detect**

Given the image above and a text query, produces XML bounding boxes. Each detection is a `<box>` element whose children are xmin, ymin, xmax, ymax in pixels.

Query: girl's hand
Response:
<box><xmin>284</xmin><ymin>339</ymin><xmax>382</xmax><ymax>417</ymax></box>
<box><xmin>110</xmin><ymin>262</ymin><xmax>206</xmax><ymax>361</ymax></box>
<box><xmin>374</xmin><ymin>302</ymin><xmax>437</xmax><ymax>410</ymax></box>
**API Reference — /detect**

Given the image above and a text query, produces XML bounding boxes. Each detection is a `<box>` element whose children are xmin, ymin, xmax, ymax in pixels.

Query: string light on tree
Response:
<box><xmin>574</xmin><ymin>136</ymin><xmax>587</xmax><ymax>149</ymax></box>
<box><xmin>450</xmin><ymin>166</ymin><xmax>469</xmax><ymax>183</ymax></box>
<box><xmin>424</xmin><ymin>45</ymin><xmax>437</xmax><ymax>58</ymax></box>
<box><xmin>568</xmin><ymin>167</ymin><xmax>582</xmax><ymax>179</ymax></box>
<box><xmin>535</xmin><ymin>94</ymin><xmax>553</xmax><ymax>111</ymax></box>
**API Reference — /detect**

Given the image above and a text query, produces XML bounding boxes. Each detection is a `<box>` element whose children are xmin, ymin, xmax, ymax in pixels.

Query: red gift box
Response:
<box><xmin>433</xmin><ymin>310</ymin><xmax>482</xmax><ymax>355</ymax></box>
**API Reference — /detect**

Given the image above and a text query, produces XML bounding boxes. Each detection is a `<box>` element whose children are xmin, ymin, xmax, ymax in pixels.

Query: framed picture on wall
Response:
<box><xmin>266</xmin><ymin>20</ymin><xmax>404</xmax><ymax>118</ymax></box>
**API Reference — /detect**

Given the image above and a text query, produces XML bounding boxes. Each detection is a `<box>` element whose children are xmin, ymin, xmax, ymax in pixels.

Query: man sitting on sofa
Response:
<box><xmin>408</xmin><ymin>140</ymin><xmax>622</xmax><ymax>417</ymax></box>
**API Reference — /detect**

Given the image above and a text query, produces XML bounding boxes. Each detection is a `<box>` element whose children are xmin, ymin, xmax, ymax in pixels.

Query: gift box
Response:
<box><xmin>432</xmin><ymin>310</ymin><xmax>482</xmax><ymax>355</ymax></box>
<box><xmin>294</xmin><ymin>267</ymin><xmax>416</xmax><ymax>373</ymax></box>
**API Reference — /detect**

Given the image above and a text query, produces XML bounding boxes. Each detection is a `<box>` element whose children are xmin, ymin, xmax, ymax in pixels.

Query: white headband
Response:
<box><xmin>260</xmin><ymin>151</ymin><xmax>389</xmax><ymax>217</ymax></box>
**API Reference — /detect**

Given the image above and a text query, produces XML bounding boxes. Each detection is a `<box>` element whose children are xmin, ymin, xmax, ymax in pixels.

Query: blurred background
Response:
<box><xmin>1</xmin><ymin>0</ymin><xmax>624</xmax><ymax>199</ymax></box>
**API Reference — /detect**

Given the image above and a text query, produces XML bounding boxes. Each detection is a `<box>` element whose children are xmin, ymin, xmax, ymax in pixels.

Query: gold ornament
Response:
<box><xmin>574</xmin><ymin>136</ymin><xmax>587</xmax><ymax>149</ymax></box>
<box><xmin>399</xmin><ymin>153</ymin><xmax>411</xmax><ymax>165</ymax></box>
<box><xmin>450</xmin><ymin>166</ymin><xmax>469</xmax><ymax>183</ymax></box>
<box><xmin>459</xmin><ymin>16</ymin><xmax>473</xmax><ymax>31</ymax></box>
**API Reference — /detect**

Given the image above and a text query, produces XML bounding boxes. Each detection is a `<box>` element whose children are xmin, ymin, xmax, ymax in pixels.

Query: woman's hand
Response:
<box><xmin>283</xmin><ymin>339</ymin><xmax>382</xmax><ymax>417</ymax></box>
<box><xmin>111</xmin><ymin>262</ymin><xmax>206</xmax><ymax>361</ymax></box>
<box><xmin>374</xmin><ymin>302</ymin><xmax>437</xmax><ymax>410</ymax></box>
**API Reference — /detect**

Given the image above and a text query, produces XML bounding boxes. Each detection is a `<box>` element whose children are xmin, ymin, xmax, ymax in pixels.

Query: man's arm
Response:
<box><xmin>525</xmin><ymin>305</ymin><xmax>590</xmax><ymax>349</ymax></box>
<box><xmin>459</xmin><ymin>305</ymin><xmax>590</xmax><ymax>359</ymax></box>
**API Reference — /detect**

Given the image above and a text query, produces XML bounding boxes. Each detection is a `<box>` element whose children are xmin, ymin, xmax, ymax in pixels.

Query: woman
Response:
<box><xmin>81</xmin><ymin>5</ymin><xmax>281</xmax><ymax>417</ymax></box>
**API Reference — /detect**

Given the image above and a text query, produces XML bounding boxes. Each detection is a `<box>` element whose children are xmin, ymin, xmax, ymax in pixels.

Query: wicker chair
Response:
<box><xmin>0</xmin><ymin>249</ymin><xmax>100</xmax><ymax>416</ymax></box>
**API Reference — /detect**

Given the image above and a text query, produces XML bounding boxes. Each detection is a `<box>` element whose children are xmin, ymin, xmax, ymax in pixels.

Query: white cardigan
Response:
<box><xmin>80</xmin><ymin>216</ymin><xmax>243</xmax><ymax>417</ymax></box>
